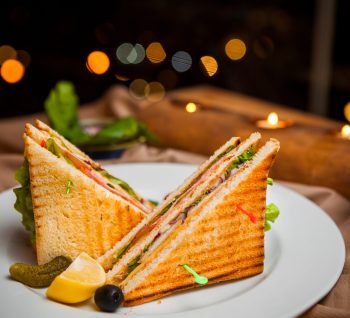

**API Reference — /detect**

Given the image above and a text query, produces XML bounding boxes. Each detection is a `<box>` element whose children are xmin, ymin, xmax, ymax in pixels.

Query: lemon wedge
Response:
<box><xmin>46</xmin><ymin>252</ymin><xmax>106</xmax><ymax>303</ymax></box>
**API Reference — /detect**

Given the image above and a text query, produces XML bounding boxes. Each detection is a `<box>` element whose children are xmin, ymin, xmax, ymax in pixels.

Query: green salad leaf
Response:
<box><xmin>77</xmin><ymin>117</ymin><xmax>156</xmax><ymax>147</ymax></box>
<box><xmin>127</xmin><ymin>255</ymin><xmax>141</xmax><ymax>275</ymax></box>
<box><xmin>225</xmin><ymin>147</ymin><xmax>256</xmax><ymax>176</ymax></box>
<box><xmin>46</xmin><ymin>138</ymin><xmax>61</xmax><ymax>157</ymax></box>
<box><xmin>148</xmin><ymin>199</ymin><xmax>159</xmax><ymax>206</ymax></box>
<box><xmin>157</xmin><ymin>201</ymin><xmax>174</xmax><ymax>217</ymax></box>
<box><xmin>265</xmin><ymin>203</ymin><xmax>280</xmax><ymax>231</ymax></box>
<box><xmin>100</xmin><ymin>171</ymin><xmax>139</xmax><ymax>200</ymax></box>
<box><xmin>45</xmin><ymin>81</ymin><xmax>90</xmax><ymax>144</ymax></box>
<box><xmin>44</xmin><ymin>81</ymin><xmax>156</xmax><ymax>147</ymax></box>
<box><xmin>114</xmin><ymin>241</ymin><xmax>133</xmax><ymax>264</ymax></box>
<box><xmin>13</xmin><ymin>160</ymin><xmax>35</xmax><ymax>244</ymax></box>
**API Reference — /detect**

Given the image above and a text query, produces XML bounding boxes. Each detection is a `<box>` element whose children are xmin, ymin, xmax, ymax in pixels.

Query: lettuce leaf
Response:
<box><xmin>264</xmin><ymin>203</ymin><xmax>280</xmax><ymax>231</ymax></box>
<box><xmin>44</xmin><ymin>81</ymin><xmax>90</xmax><ymax>144</ymax></box>
<box><xmin>148</xmin><ymin>199</ymin><xmax>159</xmax><ymax>206</ymax></box>
<box><xmin>267</xmin><ymin>177</ymin><xmax>273</xmax><ymax>185</ymax></box>
<box><xmin>13</xmin><ymin>160</ymin><xmax>35</xmax><ymax>243</ymax></box>
<box><xmin>225</xmin><ymin>147</ymin><xmax>256</xmax><ymax>176</ymax></box>
<box><xmin>46</xmin><ymin>138</ymin><xmax>61</xmax><ymax>157</ymax></box>
<box><xmin>99</xmin><ymin>171</ymin><xmax>139</xmax><ymax>201</ymax></box>
<box><xmin>45</xmin><ymin>81</ymin><xmax>156</xmax><ymax>147</ymax></box>
<box><xmin>127</xmin><ymin>255</ymin><xmax>141</xmax><ymax>275</ymax></box>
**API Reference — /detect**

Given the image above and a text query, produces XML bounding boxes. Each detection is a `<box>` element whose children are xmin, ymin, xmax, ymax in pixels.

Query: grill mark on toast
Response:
<box><xmin>81</xmin><ymin>188</ymin><xmax>93</xmax><ymax>257</ymax></box>
<box><xmin>144</xmin><ymin>246</ymin><xmax>264</xmax><ymax>280</ymax></box>
<box><xmin>96</xmin><ymin>208</ymin><xmax>104</xmax><ymax>256</ymax></box>
<box><xmin>124</xmin><ymin>263</ymin><xmax>263</xmax><ymax>305</ymax></box>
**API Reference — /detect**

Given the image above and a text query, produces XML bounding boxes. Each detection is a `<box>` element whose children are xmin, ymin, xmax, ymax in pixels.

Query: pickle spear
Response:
<box><xmin>9</xmin><ymin>256</ymin><xmax>72</xmax><ymax>288</ymax></box>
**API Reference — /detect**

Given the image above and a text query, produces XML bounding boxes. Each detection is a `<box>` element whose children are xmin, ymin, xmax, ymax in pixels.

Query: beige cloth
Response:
<box><xmin>0</xmin><ymin>85</ymin><xmax>349</xmax><ymax>317</ymax></box>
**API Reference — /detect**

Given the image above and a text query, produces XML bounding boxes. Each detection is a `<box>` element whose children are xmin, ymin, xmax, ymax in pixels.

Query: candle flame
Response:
<box><xmin>186</xmin><ymin>102</ymin><xmax>197</xmax><ymax>113</ymax></box>
<box><xmin>267</xmin><ymin>112</ymin><xmax>279</xmax><ymax>126</ymax></box>
<box><xmin>341</xmin><ymin>125</ymin><xmax>350</xmax><ymax>139</ymax></box>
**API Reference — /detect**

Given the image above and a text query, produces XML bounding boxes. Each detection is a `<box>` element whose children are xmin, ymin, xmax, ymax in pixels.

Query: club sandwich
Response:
<box><xmin>98</xmin><ymin>132</ymin><xmax>279</xmax><ymax>306</ymax></box>
<box><xmin>14</xmin><ymin>120</ymin><xmax>152</xmax><ymax>265</ymax></box>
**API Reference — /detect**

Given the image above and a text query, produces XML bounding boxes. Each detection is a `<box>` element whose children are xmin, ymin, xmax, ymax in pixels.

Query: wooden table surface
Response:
<box><xmin>137</xmin><ymin>85</ymin><xmax>350</xmax><ymax>199</ymax></box>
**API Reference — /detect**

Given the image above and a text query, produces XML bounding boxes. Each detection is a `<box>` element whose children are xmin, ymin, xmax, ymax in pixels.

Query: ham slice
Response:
<box><xmin>55</xmin><ymin>142</ymin><xmax>149</xmax><ymax>213</ymax></box>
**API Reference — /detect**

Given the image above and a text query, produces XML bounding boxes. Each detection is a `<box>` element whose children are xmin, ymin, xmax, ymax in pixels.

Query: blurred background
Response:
<box><xmin>0</xmin><ymin>0</ymin><xmax>349</xmax><ymax>122</ymax></box>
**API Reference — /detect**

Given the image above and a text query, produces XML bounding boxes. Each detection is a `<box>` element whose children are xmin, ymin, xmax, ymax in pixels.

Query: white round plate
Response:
<box><xmin>0</xmin><ymin>163</ymin><xmax>345</xmax><ymax>318</ymax></box>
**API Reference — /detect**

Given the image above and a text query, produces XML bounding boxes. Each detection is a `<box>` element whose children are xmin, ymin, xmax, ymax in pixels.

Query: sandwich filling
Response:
<box><xmin>113</xmin><ymin>147</ymin><xmax>256</xmax><ymax>280</ymax></box>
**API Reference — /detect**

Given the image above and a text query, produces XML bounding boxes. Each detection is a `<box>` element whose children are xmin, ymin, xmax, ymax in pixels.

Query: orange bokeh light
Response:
<box><xmin>86</xmin><ymin>51</ymin><xmax>110</xmax><ymax>74</ymax></box>
<box><xmin>0</xmin><ymin>59</ymin><xmax>25</xmax><ymax>83</ymax></box>
<box><xmin>146</xmin><ymin>42</ymin><xmax>166</xmax><ymax>63</ymax></box>
<box><xmin>0</xmin><ymin>45</ymin><xmax>17</xmax><ymax>64</ymax></box>
<box><xmin>344</xmin><ymin>102</ymin><xmax>350</xmax><ymax>122</ymax></box>
<box><xmin>145</xmin><ymin>81</ymin><xmax>165</xmax><ymax>102</ymax></box>
<box><xmin>225</xmin><ymin>38</ymin><xmax>247</xmax><ymax>60</ymax></box>
<box><xmin>200</xmin><ymin>56</ymin><xmax>218</xmax><ymax>77</ymax></box>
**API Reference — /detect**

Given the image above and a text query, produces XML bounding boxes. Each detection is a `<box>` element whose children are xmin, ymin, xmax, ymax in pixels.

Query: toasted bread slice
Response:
<box><xmin>24</xmin><ymin>134</ymin><xmax>146</xmax><ymax>265</ymax></box>
<box><xmin>26</xmin><ymin>122</ymin><xmax>151</xmax><ymax>213</ymax></box>
<box><xmin>99</xmin><ymin>132</ymin><xmax>260</xmax><ymax>273</ymax></box>
<box><xmin>118</xmin><ymin>139</ymin><xmax>279</xmax><ymax>306</ymax></box>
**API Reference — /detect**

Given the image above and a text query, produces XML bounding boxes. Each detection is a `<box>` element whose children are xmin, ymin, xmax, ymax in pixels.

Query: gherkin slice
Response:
<box><xmin>9</xmin><ymin>256</ymin><xmax>72</xmax><ymax>288</ymax></box>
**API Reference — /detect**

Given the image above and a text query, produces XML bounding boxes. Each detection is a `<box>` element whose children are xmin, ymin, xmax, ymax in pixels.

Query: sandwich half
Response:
<box><xmin>97</xmin><ymin>134</ymin><xmax>242</xmax><ymax>271</ymax></box>
<box><xmin>14</xmin><ymin>120</ymin><xmax>152</xmax><ymax>265</ymax></box>
<box><xmin>101</xmin><ymin>134</ymin><xmax>279</xmax><ymax>306</ymax></box>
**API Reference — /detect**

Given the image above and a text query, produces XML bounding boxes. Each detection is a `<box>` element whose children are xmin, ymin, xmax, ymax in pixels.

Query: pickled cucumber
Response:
<box><xmin>9</xmin><ymin>256</ymin><xmax>72</xmax><ymax>287</ymax></box>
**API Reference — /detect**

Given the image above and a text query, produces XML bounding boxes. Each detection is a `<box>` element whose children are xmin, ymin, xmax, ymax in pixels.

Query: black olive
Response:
<box><xmin>94</xmin><ymin>284</ymin><xmax>124</xmax><ymax>312</ymax></box>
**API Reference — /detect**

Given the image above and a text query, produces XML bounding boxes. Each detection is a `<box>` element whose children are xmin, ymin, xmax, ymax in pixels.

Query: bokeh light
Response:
<box><xmin>157</xmin><ymin>69</ymin><xmax>178</xmax><ymax>89</ymax></box>
<box><xmin>129</xmin><ymin>79</ymin><xmax>148</xmax><ymax>99</ymax></box>
<box><xmin>0</xmin><ymin>45</ymin><xmax>17</xmax><ymax>64</ymax></box>
<box><xmin>146</xmin><ymin>42</ymin><xmax>166</xmax><ymax>63</ymax></box>
<box><xmin>86</xmin><ymin>51</ymin><xmax>110</xmax><ymax>74</ymax></box>
<box><xmin>200</xmin><ymin>56</ymin><xmax>218</xmax><ymax>77</ymax></box>
<box><xmin>16</xmin><ymin>50</ymin><xmax>31</xmax><ymax>67</ymax></box>
<box><xmin>341</xmin><ymin>125</ymin><xmax>350</xmax><ymax>139</ymax></box>
<box><xmin>186</xmin><ymin>102</ymin><xmax>197</xmax><ymax>113</ymax></box>
<box><xmin>171</xmin><ymin>51</ymin><xmax>192</xmax><ymax>72</ymax></box>
<box><xmin>116</xmin><ymin>43</ymin><xmax>133</xmax><ymax>64</ymax></box>
<box><xmin>344</xmin><ymin>102</ymin><xmax>350</xmax><ymax>122</ymax></box>
<box><xmin>116</xmin><ymin>43</ymin><xmax>145</xmax><ymax>64</ymax></box>
<box><xmin>0</xmin><ymin>59</ymin><xmax>25</xmax><ymax>83</ymax></box>
<box><xmin>267</xmin><ymin>112</ymin><xmax>279</xmax><ymax>126</ymax></box>
<box><xmin>129</xmin><ymin>44</ymin><xmax>145</xmax><ymax>64</ymax></box>
<box><xmin>145</xmin><ymin>82</ymin><xmax>165</xmax><ymax>102</ymax></box>
<box><xmin>225</xmin><ymin>39</ymin><xmax>247</xmax><ymax>60</ymax></box>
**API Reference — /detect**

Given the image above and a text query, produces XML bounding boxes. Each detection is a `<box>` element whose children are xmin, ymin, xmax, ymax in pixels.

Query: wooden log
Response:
<box><xmin>137</xmin><ymin>86</ymin><xmax>350</xmax><ymax>199</ymax></box>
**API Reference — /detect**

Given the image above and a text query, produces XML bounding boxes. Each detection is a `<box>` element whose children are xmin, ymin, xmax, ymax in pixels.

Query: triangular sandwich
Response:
<box><xmin>14</xmin><ymin>120</ymin><xmax>152</xmax><ymax>265</ymax></box>
<box><xmin>97</xmin><ymin>133</ymin><xmax>279</xmax><ymax>306</ymax></box>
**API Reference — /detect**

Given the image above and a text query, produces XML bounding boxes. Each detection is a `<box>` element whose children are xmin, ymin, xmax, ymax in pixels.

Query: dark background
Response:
<box><xmin>0</xmin><ymin>0</ymin><xmax>349</xmax><ymax>121</ymax></box>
